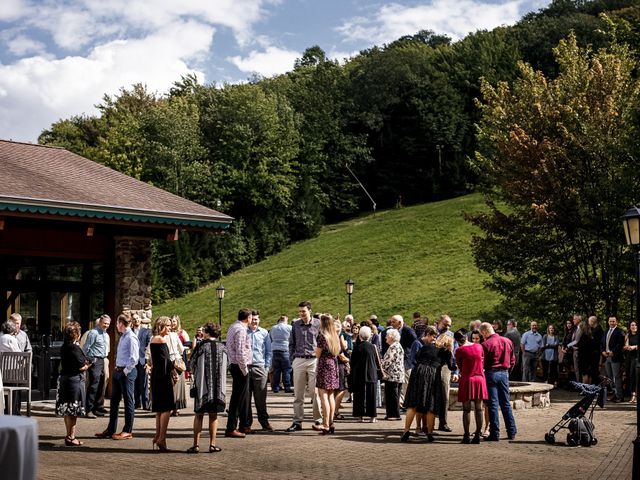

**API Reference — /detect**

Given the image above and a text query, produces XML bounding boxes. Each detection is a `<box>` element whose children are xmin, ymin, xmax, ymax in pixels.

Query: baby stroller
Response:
<box><xmin>544</xmin><ymin>380</ymin><xmax>608</xmax><ymax>447</ymax></box>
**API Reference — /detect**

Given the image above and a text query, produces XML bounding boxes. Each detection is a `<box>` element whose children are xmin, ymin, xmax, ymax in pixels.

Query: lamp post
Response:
<box><xmin>621</xmin><ymin>206</ymin><xmax>640</xmax><ymax>480</ymax></box>
<box><xmin>216</xmin><ymin>284</ymin><xmax>225</xmax><ymax>327</ymax></box>
<box><xmin>345</xmin><ymin>278</ymin><xmax>354</xmax><ymax>315</ymax></box>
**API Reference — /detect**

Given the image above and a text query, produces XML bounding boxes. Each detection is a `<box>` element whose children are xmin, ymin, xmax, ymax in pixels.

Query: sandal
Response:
<box><xmin>186</xmin><ymin>445</ymin><xmax>200</xmax><ymax>454</ymax></box>
<box><xmin>65</xmin><ymin>436</ymin><xmax>83</xmax><ymax>446</ymax></box>
<box><xmin>209</xmin><ymin>445</ymin><xmax>222</xmax><ymax>453</ymax></box>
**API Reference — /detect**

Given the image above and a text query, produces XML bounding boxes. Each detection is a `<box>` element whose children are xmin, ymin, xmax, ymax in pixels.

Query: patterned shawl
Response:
<box><xmin>191</xmin><ymin>339</ymin><xmax>227</xmax><ymax>412</ymax></box>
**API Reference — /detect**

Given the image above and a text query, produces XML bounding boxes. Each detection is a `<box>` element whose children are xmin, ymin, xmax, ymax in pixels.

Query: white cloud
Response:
<box><xmin>0</xmin><ymin>0</ymin><xmax>27</xmax><ymax>21</ymax></box>
<box><xmin>228</xmin><ymin>46</ymin><xmax>299</xmax><ymax>77</ymax></box>
<box><xmin>337</xmin><ymin>0</ymin><xmax>539</xmax><ymax>44</ymax></box>
<box><xmin>0</xmin><ymin>20</ymin><xmax>213</xmax><ymax>142</ymax></box>
<box><xmin>7</xmin><ymin>34</ymin><xmax>46</xmax><ymax>56</ymax></box>
<box><xmin>327</xmin><ymin>49</ymin><xmax>359</xmax><ymax>64</ymax></box>
<box><xmin>26</xmin><ymin>0</ymin><xmax>272</xmax><ymax>51</ymax></box>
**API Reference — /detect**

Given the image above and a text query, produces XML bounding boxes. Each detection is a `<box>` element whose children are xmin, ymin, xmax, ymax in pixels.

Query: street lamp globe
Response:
<box><xmin>622</xmin><ymin>207</ymin><xmax>640</xmax><ymax>246</ymax></box>
<box><xmin>345</xmin><ymin>278</ymin><xmax>354</xmax><ymax>295</ymax></box>
<box><xmin>216</xmin><ymin>284</ymin><xmax>225</xmax><ymax>300</ymax></box>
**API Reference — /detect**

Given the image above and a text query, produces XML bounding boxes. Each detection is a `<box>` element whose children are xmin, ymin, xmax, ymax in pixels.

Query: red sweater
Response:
<box><xmin>482</xmin><ymin>334</ymin><xmax>516</xmax><ymax>370</ymax></box>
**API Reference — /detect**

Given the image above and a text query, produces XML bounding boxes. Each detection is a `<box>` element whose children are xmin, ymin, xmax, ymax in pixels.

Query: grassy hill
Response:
<box><xmin>156</xmin><ymin>193</ymin><xmax>501</xmax><ymax>333</ymax></box>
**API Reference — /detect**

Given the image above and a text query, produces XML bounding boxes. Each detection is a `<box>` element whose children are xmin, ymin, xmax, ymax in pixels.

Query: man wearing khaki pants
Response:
<box><xmin>285</xmin><ymin>301</ymin><xmax>321</xmax><ymax>432</ymax></box>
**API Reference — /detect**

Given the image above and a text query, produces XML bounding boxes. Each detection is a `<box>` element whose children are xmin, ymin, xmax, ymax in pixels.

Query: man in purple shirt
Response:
<box><xmin>480</xmin><ymin>322</ymin><xmax>517</xmax><ymax>441</ymax></box>
<box><xmin>285</xmin><ymin>301</ymin><xmax>322</xmax><ymax>432</ymax></box>
<box><xmin>225</xmin><ymin>308</ymin><xmax>253</xmax><ymax>438</ymax></box>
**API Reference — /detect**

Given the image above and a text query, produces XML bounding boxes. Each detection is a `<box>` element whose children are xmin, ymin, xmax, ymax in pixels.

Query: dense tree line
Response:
<box><xmin>39</xmin><ymin>0</ymin><xmax>640</xmax><ymax>303</ymax></box>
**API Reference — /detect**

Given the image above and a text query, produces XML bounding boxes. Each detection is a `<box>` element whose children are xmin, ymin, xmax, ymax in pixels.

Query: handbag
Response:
<box><xmin>169</xmin><ymin>335</ymin><xmax>187</xmax><ymax>374</ymax></box>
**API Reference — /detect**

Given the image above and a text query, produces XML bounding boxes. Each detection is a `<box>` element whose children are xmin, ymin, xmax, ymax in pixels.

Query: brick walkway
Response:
<box><xmin>33</xmin><ymin>386</ymin><xmax>634</xmax><ymax>479</ymax></box>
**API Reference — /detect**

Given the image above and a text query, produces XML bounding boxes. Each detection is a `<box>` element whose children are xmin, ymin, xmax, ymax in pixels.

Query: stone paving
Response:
<box><xmin>33</xmin><ymin>386</ymin><xmax>634</xmax><ymax>480</ymax></box>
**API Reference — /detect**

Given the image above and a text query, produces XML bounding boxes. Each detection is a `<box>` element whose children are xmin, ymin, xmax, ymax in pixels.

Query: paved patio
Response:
<box><xmin>33</xmin><ymin>386</ymin><xmax>634</xmax><ymax>479</ymax></box>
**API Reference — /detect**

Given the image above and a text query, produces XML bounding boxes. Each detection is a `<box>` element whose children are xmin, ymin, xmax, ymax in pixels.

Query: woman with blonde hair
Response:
<box><xmin>168</xmin><ymin>315</ymin><xmax>187</xmax><ymax>416</ymax></box>
<box><xmin>313</xmin><ymin>314</ymin><xmax>341</xmax><ymax>434</ymax></box>
<box><xmin>149</xmin><ymin>316</ymin><xmax>177</xmax><ymax>452</ymax></box>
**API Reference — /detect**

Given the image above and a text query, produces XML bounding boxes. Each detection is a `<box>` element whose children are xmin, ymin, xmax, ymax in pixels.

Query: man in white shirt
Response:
<box><xmin>10</xmin><ymin>313</ymin><xmax>31</xmax><ymax>353</ymax></box>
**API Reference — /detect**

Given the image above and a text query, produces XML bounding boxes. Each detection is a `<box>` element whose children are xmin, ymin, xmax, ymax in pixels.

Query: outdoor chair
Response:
<box><xmin>0</xmin><ymin>351</ymin><xmax>32</xmax><ymax>416</ymax></box>
<box><xmin>0</xmin><ymin>368</ymin><xmax>4</xmax><ymax>415</ymax></box>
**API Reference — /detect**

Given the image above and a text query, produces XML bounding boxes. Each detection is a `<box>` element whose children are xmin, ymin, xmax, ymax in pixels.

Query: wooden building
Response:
<box><xmin>0</xmin><ymin>140</ymin><xmax>232</xmax><ymax>394</ymax></box>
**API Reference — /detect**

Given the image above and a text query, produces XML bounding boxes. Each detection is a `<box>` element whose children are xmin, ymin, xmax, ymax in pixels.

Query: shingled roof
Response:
<box><xmin>0</xmin><ymin>140</ymin><xmax>232</xmax><ymax>229</ymax></box>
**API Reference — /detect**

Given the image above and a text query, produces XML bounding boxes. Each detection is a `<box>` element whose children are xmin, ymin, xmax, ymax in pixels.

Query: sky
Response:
<box><xmin>0</xmin><ymin>0</ymin><xmax>551</xmax><ymax>143</ymax></box>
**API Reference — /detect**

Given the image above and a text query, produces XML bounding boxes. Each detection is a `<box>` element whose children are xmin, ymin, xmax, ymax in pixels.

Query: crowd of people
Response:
<box><xmin>2</xmin><ymin>305</ymin><xmax>637</xmax><ymax>450</ymax></box>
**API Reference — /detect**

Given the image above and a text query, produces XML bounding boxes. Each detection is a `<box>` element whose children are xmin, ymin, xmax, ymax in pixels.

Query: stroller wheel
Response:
<box><xmin>591</xmin><ymin>437</ymin><xmax>598</xmax><ymax>446</ymax></box>
<box><xmin>567</xmin><ymin>434</ymin><xmax>577</xmax><ymax>447</ymax></box>
<box><xmin>544</xmin><ymin>433</ymin><xmax>555</xmax><ymax>444</ymax></box>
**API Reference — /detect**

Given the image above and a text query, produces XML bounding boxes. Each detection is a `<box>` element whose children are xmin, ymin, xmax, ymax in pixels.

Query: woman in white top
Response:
<box><xmin>169</xmin><ymin>315</ymin><xmax>186</xmax><ymax>416</ymax></box>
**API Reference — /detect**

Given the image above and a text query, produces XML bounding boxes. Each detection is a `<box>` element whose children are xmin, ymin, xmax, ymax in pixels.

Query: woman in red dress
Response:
<box><xmin>454</xmin><ymin>329</ymin><xmax>488</xmax><ymax>444</ymax></box>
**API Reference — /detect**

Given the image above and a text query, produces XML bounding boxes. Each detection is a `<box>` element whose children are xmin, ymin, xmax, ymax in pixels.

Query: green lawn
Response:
<box><xmin>156</xmin><ymin>193</ymin><xmax>501</xmax><ymax>333</ymax></box>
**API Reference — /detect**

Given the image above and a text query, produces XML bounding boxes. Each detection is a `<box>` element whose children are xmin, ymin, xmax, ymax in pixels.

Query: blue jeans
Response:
<box><xmin>108</xmin><ymin>368</ymin><xmax>137</xmax><ymax>434</ymax></box>
<box><xmin>134</xmin><ymin>363</ymin><xmax>149</xmax><ymax>409</ymax></box>
<box><xmin>272</xmin><ymin>351</ymin><xmax>292</xmax><ymax>392</ymax></box>
<box><xmin>485</xmin><ymin>369</ymin><xmax>517</xmax><ymax>439</ymax></box>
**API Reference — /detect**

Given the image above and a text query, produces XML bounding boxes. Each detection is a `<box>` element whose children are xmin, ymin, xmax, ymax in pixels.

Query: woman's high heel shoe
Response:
<box><xmin>156</xmin><ymin>440</ymin><xmax>169</xmax><ymax>452</ymax></box>
<box><xmin>329</xmin><ymin>424</ymin><xmax>335</xmax><ymax>434</ymax></box>
<box><xmin>400</xmin><ymin>431</ymin><xmax>411</xmax><ymax>442</ymax></box>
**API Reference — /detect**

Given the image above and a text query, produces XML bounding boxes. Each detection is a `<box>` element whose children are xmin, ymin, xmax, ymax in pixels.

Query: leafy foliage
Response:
<box><xmin>469</xmin><ymin>34</ymin><xmax>640</xmax><ymax>321</ymax></box>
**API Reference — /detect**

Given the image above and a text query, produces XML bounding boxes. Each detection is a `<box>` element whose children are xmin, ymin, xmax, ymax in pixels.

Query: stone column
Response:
<box><xmin>114</xmin><ymin>237</ymin><xmax>153</xmax><ymax>314</ymax></box>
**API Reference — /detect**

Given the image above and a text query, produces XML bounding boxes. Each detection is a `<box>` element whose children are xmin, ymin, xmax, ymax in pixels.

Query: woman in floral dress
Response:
<box><xmin>314</xmin><ymin>314</ymin><xmax>341</xmax><ymax>434</ymax></box>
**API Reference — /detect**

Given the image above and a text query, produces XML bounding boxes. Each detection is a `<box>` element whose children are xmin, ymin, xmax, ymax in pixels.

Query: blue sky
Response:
<box><xmin>0</xmin><ymin>0</ymin><xmax>550</xmax><ymax>143</ymax></box>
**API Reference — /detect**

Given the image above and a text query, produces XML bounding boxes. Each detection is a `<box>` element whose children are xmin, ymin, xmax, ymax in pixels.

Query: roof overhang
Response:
<box><xmin>0</xmin><ymin>196</ymin><xmax>233</xmax><ymax>230</ymax></box>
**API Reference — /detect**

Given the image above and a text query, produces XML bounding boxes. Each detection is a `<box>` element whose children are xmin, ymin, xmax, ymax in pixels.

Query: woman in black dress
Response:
<box><xmin>150</xmin><ymin>316</ymin><xmax>177</xmax><ymax>452</ymax></box>
<box><xmin>624</xmin><ymin>321</ymin><xmax>639</xmax><ymax>403</ymax></box>
<box><xmin>349</xmin><ymin>326</ymin><xmax>380</xmax><ymax>422</ymax></box>
<box><xmin>56</xmin><ymin>321</ymin><xmax>90</xmax><ymax>446</ymax></box>
<box><xmin>186</xmin><ymin>322</ymin><xmax>227</xmax><ymax>453</ymax></box>
<box><xmin>401</xmin><ymin>325</ymin><xmax>453</xmax><ymax>442</ymax></box>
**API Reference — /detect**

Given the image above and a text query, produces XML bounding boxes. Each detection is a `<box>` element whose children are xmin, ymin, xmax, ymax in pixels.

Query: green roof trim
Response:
<box><xmin>0</xmin><ymin>201</ymin><xmax>231</xmax><ymax>229</ymax></box>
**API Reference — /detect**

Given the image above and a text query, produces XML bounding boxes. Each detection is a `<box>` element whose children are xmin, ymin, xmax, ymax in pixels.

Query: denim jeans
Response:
<box><xmin>272</xmin><ymin>351</ymin><xmax>292</xmax><ymax>392</ymax></box>
<box><xmin>485</xmin><ymin>369</ymin><xmax>517</xmax><ymax>439</ymax></box>
<box><xmin>134</xmin><ymin>363</ymin><xmax>149</xmax><ymax>409</ymax></box>
<box><xmin>108</xmin><ymin>368</ymin><xmax>137</xmax><ymax>434</ymax></box>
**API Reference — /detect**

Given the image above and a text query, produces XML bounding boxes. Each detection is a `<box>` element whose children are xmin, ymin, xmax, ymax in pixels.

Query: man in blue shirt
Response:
<box><xmin>269</xmin><ymin>315</ymin><xmax>292</xmax><ymax>393</ymax></box>
<box><xmin>95</xmin><ymin>314</ymin><xmax>139</xmax><ymax>440</ymax></box>
<box><xmin>83</xmin><ymin>314</ymin><xmax>111</xmax><ymax>418</ymax></box>
<box><xmin>242</xmin><ymin>310</ymin><xmax>273</xmax><ymax>432</ymax></box>
<box><xmin>521</xmin><ymin>321</ymin><xmax>543</xmax><ymax>381</ymax></box>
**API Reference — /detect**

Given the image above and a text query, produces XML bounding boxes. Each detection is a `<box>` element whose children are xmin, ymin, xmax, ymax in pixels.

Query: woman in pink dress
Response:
<box><xmin>454</xmin><ymin>329</ymin><xmax>488</xmax><ymax>444</ymax></box>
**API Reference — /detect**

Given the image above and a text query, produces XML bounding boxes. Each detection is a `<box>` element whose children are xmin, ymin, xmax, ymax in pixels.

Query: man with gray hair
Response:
<box><xmin>9</xmin><ymin>313</ymin><xmax>31</xmax><ymax>353</ymax></box>
<box><xmin>480</xmin><ymin>322</ymin><xmax>517</xmax><ymax>441</ymax></box>
<box><xmin>467</xmin><ymin>320</ymin><xmax>481</xmax><ymax>341</ymax></box>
